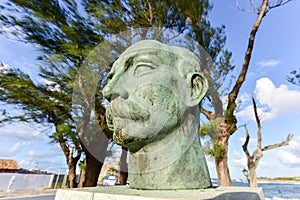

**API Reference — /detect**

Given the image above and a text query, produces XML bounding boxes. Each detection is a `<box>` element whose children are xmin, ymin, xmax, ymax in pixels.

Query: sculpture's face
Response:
<box><xmin>103</xmin><ymin>51</ymin><xmax>189</xmax><ymax>152</ymax></box>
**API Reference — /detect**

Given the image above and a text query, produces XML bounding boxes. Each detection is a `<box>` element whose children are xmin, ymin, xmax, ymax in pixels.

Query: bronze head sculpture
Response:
<box><xmin>103</xmin><ymin>40</ymin><xmax>211</xmax><ymax>189</ymax></box>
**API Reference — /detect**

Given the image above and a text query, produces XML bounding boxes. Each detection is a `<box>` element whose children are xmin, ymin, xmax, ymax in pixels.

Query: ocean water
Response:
<box><xmin>211</xmin><ymin>178</ymin><xmax>300</xmax><ymax>200</ymax></box>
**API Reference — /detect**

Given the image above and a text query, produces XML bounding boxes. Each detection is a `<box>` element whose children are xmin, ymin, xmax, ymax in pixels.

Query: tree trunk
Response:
<box><xmin>214</xmin><ymin>0</ymin><xmax>270</xmax><ymax>186</ymax></box>
<box><xmin>78</xmin><ymin>149</ymin><xmax>103</xmax><ymax>187</ymax></box>
<box><xmin>119</xmin><ymin>147</ymin><xmax>128</xmax><ymax>185</ymax></box>
<box><xmin>243</xmin><ymin>98</ymin><xmax>292</xmax><ymax>187</ymax></box>
<box><xmin>249</xmin><ymin>167</ymin><xmax>258</xmax><ymax>187</ymax></box>
<box><xmin>215</xmin><ymin>137</ymin><xmax>232</xmax><ymax>186</ymax></box>
<box><xmin>57</xmin><ymin>138</ymin><xmax>81</xmax><ymax>188</ymax></box>
<box><xmin>67</xmin><ymin>160</ymin><xmax>78</xmax><ymax>188</ymax></box>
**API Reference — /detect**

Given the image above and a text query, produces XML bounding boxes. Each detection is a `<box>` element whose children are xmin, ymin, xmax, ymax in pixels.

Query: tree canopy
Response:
<box><xmin>0</xmin><ymin>0</ymin><xmax>235</xmax><ymax>186</ymax></box>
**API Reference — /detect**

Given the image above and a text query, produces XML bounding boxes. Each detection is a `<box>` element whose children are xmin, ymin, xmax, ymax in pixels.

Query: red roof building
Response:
<box><xmin>0</xmin><ymin>159</ymin><xmax>20</xmax><ymax>173</ymax></box>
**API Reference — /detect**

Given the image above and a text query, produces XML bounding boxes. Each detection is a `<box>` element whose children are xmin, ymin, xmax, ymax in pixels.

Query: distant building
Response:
<box><xmin>98</xmin><ymin>161</ymin><xmax>120</xmax><ymax>185</ymax></box>
<box><xmin>103</xmin><ymin>175</ymin><xmax>117</xmax><ymax>186</ymax></box>
<box><xmin>0</xmin><ymin>159</ymin><xmax>20</xmax><ymax>173</ymax></box>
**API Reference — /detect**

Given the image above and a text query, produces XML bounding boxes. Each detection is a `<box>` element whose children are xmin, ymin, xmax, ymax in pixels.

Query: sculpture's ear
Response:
<box><xmin>186</xmin><ymin>72</ymin><xmax>208</xmax><ymax>107</ymax></box>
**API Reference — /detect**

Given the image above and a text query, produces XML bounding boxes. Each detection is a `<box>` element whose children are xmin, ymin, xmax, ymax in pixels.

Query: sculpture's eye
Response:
<box><xmin>106</xmin><ymin>72</ymin><xmax>114</xmax><ymax>82</ymax></box>
<box><xmin>134</xmin><ymin>63</ymin><xmax>156</xmax><ymax>76</ymax></box>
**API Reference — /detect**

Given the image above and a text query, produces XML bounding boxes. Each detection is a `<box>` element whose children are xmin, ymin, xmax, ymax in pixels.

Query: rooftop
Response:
<box><xmin>0</xmin><ymin>159</ymin><xmax>20</xmax><ymax>170</ymax></box>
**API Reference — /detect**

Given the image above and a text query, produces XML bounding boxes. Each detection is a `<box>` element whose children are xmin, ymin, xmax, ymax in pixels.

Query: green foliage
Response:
<box><xmin>84</xmin><ymin>0</ymin><xmax>235</xmax><ymax>96</ymax></box>
<box><xmin>288</xmin><ymin>68</ymin><xmax>300</xmax><ymax>86</ymax></box>
<box><xmin>0</xmin><ymin>1</ymin><xmax>104</xmax><ymax>187</ymax></box>
<box><xmin>200</xmin><ymin>118</ymin><xmax>221</xmax><ymax>139</ymax></box>
<box><xmin>0</xmin><ymin>0</ymin><xmax>234</xmax><ymax>186</ymax></box>
<box><xmin>204</xmin><ymin>140</ymin><xmax>225</xmax><ymax>161</ymax></box>
<box><xmin>107</xmin><ymin>167</ymin><xmax>118</xmax><ymax>176</ymax></box>
<box><xmin>0</xmin><ymin>0</ymin><xmax>104</xmax><ymax>136</ymax></box>
<box><xmin>79</xmin><ymin>160</ymin><xmax>87</xmax><ymax>170</ymax></box>
<box><xmin>0</xmin><ymin>66</ymin><xmax>69</xmax><ymax>124</ymax></box>
<box><xmin>200</xmin><ymin>118</ymin><xmax>227</xmax><ymax>160</ymax></box>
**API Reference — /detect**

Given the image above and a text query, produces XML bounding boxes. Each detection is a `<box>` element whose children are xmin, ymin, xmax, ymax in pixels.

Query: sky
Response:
<box><xmin>0</xmin><ymin>1</ymin><xmax>300</xmax><ymax>179</ymax></box>
<box><xmin>207</xmin><ymin>0</ymin><xmax>300</xmax><ymax>179</ymax></box>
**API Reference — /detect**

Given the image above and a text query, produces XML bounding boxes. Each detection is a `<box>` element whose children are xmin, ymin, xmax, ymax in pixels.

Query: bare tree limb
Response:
<box><xmin>236</xmin><ymin>0</ymin><xmax>258</xmax><ymax>13</ymax></box>
<box><xmin>249</xmin><ymin>0</ymin><xmax>256</xmax><ymax>10</ymax></box>
<box><xmin>226</xmin><ymin>0</ymin><xmax>269</xmax><ymax>130</ymax></box>
<box><xmin>236</xmin><ymin>0</ymin><xmax>293</xmax><ymax>14</ymax></box>
<box><xmin>243</xmin><ymin>97</ymin><xmax>292</xmax><ymax>187</ymax></box>
<box><xmin>146</xmin><ymin>0</ymin><xmax>154</xmax><ymax>25</ymax></box>
<box><xmin>200</xmin><ymin>107</ymin><xmax>215</xmax><ymax>120</ymax></box>
<box><xmin>242</xmin><ymin>167</ymin><xmax>249</xmax><ymax>178</ymax></box>
<box><xmin>262</xmin><ymin>134</ymin><xmax>293</xmax><ymax>151</ymax></box>
<box><xmin>269</xmin><ymin>0</ymin><xmax>293</xmax><ymax>9</ymax></box>
<box><xmin>242</xmin><ymin>125</ymin><xmax>251</xmax><ymax>159</ymax></box>
<box><xmin>252</xmin><ymin>97</ymin><xmax>262</xmax><ymax>149</ymax></box>
<box><xmin>252</xmin><ymin>149</ymin><xmax>263</xmax><ymax>167</ymax></box>
<box><xmin>146</xmin><ymin>0</ymin><xmax>162</xmax><ymax>41</ymax></box>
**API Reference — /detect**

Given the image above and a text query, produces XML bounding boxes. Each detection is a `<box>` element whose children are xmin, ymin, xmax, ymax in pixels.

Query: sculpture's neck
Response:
<box><xmin>128</xmin><ymin>113</ymin><xmax>212</xmax><ymax>189</ymax></box>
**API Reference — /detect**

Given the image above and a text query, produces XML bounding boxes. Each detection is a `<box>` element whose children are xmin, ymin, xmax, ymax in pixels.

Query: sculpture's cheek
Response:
<box><xmin>107</xmin><ymin>81</ymin><xmax>184</xmax><ymax>151</ymax></box>
<box><xmin>132</xmin><ymin>84</ymin><xmax>181</xmax><ymax>115</ymax></box>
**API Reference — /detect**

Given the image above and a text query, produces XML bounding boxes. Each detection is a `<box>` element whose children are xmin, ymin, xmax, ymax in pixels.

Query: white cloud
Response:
<box><xmin>39</xmin><ymin>79</ymin><xmax>61</xmax><ymax>92</ymax></box>
<box><xmin>236</xmin><ymin>104</ymin><xmax>267</xmax><ymax>121</ymax></box>
<box><xmin>26</xmin><ymin>150</ymin><xmax>61</xmax><ymax>159</ymax></box>
<box><xmin>0</xmin><ymin>62</ymin><xmax>12</xmax><ymax>73</ymax></box>
<box><xmin>239</xmin><ymin>93</ymin><xmax>252</xmax><ymax>104</ymax></box>
<box><xmin>0</xmin><ymin>123</ymin><xmax>49</xmax><ymax>142</ymax></box>
<box><xmin>237</xmin><ymin>78</ymin><xmax>300</xmax><ymax>121</ymax></box>
<box><xmin>258</xmin><ymin>160</ymin><xmax>274</xmax><ymax>169</ymax></box>
<box><xmin>0</xmin><ymin>25</ymin><xmax>21</xmax><ymax>37</ymax></box>
<box><xmin>236</xmin><ymin>137</ymin><xmax>256</xmax><ymax>147</ymax></box>
<box><xmin>257</xmin><ymin>59</ymin><xmax>281</xmax><ymax>67</ymax></box>
<box><xmin>0</xmin><ymin>142</ymin><xmax>28</xmax><ymax>157</ymax></box>
<box><xmin>232</xmin><ymin>150</ymin><xmax>247</xmax><ymax>167</ymax></box>
<box><xmin>231</xmin><ymin>149</ymin><xmax>275</xmax><ymax>176</ymax></box>
<box><xmin>19</xmin><ymin>160</ymin><xmax>34</xmax><ymax>169</ymax></box>
<box><xmin>26</xmin><ymin>150</ymin><xmax>48</xmax><ymax>159</ymax></box>
<box><xmin>20</xmin><ymin>146</ymin><xmax>66</xmax><ymax>172</ymax></box>
<box><xmin>276</xmin><ymin>137</ymin><xmax>300</xmax><ymax>167</ymax></box>
<box><xmin>276</xmin><ymin>151</ymin><xmax>300</xmax><ymax>166</ymax></box>
<box><xmin>19</xmin><ymin>159</ymin><xmax>65</xmax><ymax>171</ymax></box>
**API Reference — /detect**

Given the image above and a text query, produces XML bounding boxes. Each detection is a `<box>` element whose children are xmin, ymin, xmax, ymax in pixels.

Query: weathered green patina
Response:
<box><xmin>103</xmin><ymin>40</ymin><xmax>212</xmax><ymax>190</ymax></box>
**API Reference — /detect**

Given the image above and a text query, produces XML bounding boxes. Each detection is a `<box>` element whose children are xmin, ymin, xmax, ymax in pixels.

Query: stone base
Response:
<box><xmin>55</xmin><ymin>186</ymin><xmax>265</xmax><ymax>200</ymax></box>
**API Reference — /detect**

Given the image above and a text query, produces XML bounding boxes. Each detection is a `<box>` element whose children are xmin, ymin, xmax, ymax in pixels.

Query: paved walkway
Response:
<box><xmin>0</xmin><ymin>189</ymin><xmax>56</xmax><ymax>199</ymax></box>
<box><xmin>0</xmin><ymin>194</ymin><xmax>55</xmax><ymax>200</ymax></box>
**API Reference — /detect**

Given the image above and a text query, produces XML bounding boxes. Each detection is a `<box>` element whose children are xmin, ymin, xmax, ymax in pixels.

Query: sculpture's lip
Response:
<box><xmin>106</xmin><ymin>99</ymin><xmax>150</xmax><ymax>131</ymax></box>
<box><xmin>106</xmin><ymin>110</ymin><xmax>114</xmax><ymax>131</ymax></box>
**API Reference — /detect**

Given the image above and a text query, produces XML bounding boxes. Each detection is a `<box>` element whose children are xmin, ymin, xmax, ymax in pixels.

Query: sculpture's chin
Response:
<box><xmin>113</xmin><ymin>131</ymin><xmax>146</xmax><ymax>152</ymax></box>
<box><xmin>123</xmin><ymin>141</ymin><xmax>145</xmax><ymax>153</ymax></box>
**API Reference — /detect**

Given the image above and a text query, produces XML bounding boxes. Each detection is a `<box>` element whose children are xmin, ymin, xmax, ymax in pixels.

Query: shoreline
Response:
<box><xmin>229</xmin><ymin>177</ymin><xmax>300</xmax><ymax>184</ymax></box>
<box><xmin>257</xmin><ymin>178</ymin><xmax>300</xmax><ymax>184</ymax></box>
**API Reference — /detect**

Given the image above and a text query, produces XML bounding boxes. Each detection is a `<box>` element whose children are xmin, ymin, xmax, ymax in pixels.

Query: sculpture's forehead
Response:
<box><xmin>110</xmin><ymin>40</ymin><xmax>201</xmax><ymax>76</ymax></box>
<box><xmin>112</xmin><ymin>50</ymin><xmax>171</xmax><ymax>71</ymax></box>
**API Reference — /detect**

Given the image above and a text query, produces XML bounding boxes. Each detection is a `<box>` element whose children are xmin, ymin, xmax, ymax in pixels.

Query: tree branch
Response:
<box><xmin>236</xmin><ymin>0</ymin><xmax>259</xmax><ymax>14</ymax></box>
<box><xmin>262</xmin><ymin>134</ymin><xmax>293</xmax><ymax>151</ymax></box>
<box><xmin>226</xmin><ymin>0</ymin><xmax>269</xmax><ymax>124</ymax></box>
<box><xmin>252</xmin><ymin>97</ymin><xmax>262</xmax><ymax>149</ymax></box>
<box><xmin>269</xmin><ymin>0</ymin><xmax>293</xmax><ymax>9</ymax></box>
<box><xmin>146</xmin><ymin>0</ymin><xmax>154</xmax><ymax>24</ymax></box>
<box><xmin>200</xmin><ymin>107</ymin><xmax>215</xmax><ymax>120</ymax></box>
<box><xmin>146</xmin><ymin>0</ymin><xmax>162</xmax><ymax>41</ymax></box>
<box><xmin>242</xmin><ymin>125</ymin><xmax>251</xmax><ymax>159</ymax></box>
<box><xmin>252</xmin><ymin>149</ymin><xmax>263</xmax><ymax>167</ymax></box>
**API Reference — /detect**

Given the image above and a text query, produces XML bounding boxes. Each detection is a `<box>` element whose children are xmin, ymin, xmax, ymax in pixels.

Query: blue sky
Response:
<box><xmin>207</xmin><ymin>0</ymin><xmax>300</xmax><ymax>179</ymax></box>
<box><xmin>0</xmin><ymin>1</ymin><xmax>300</xmax><ymax>179</ymax></box>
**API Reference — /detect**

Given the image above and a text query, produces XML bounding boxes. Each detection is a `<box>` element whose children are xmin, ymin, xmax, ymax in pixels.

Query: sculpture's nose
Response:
<box><xmin>102</xmin><ymin>85</ymin><xmax>113</xmax><ymax>100</ymax></box>
<box><xmin>103</xmin><ymin>78</ymin><xmax>128</xmax><ymax>101</ymax></box>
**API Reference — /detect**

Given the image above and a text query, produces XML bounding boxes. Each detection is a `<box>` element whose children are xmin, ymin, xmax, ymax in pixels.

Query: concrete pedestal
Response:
<box><xmin>55</xmin><ymin>186</ymin><xmax>265</xmax><ymax>200</ymax></box>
